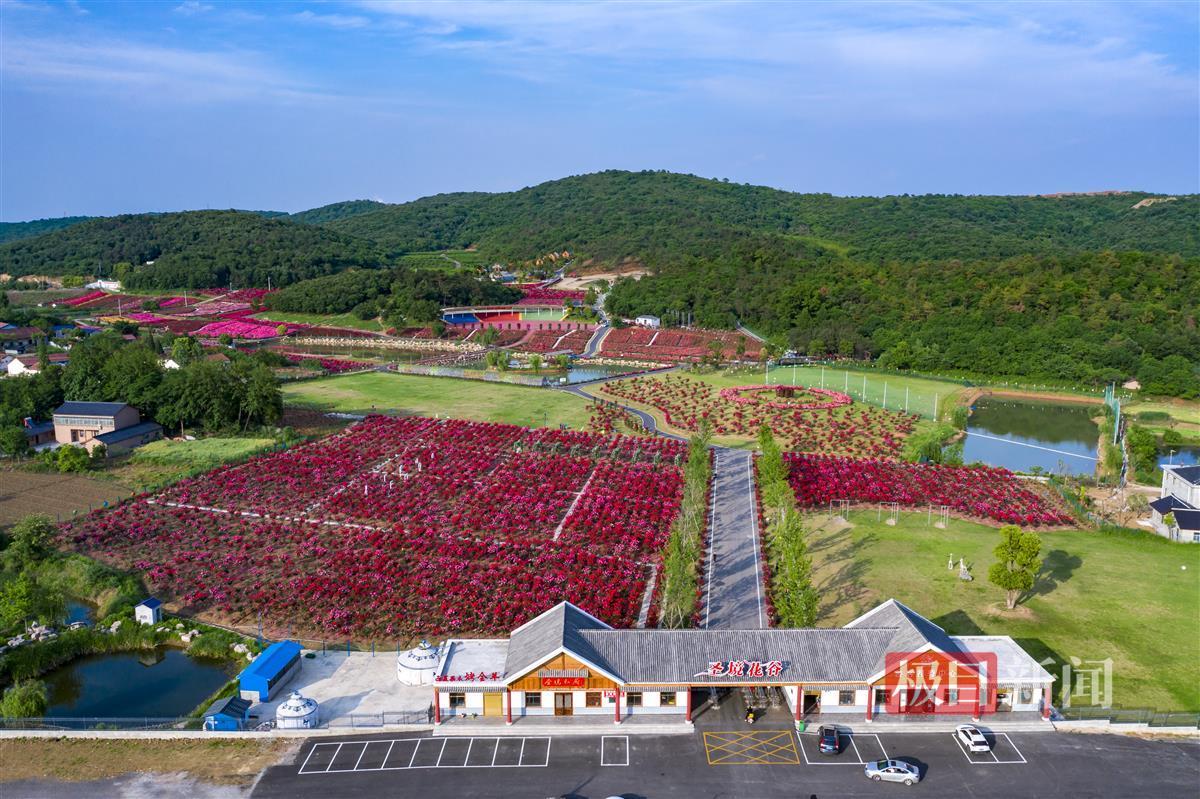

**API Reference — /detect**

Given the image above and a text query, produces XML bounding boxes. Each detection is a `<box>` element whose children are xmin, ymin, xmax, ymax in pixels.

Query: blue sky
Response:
<box><xmin>1</xmin><ymin>0</ymin><xmax>1197</xmax><ymax>220</ymax></box>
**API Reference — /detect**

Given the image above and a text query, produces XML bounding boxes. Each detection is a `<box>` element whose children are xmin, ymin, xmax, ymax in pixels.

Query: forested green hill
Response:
<box><xmin>325</xmin><ymin>171</ymin><xmax>1199</xmax><ymax>261</ymax></box>
<box><xmin>0</xmin><ymin>211</ymin><xmax>389</xmax><ymax>289</ymax></box>
<box><xmin>606</xmin><ymin>248</ymin><xmax>1199</xmax><ymax>394</ymax></box>
<box><xmin>288</xmin><ymin>200</ymin><xmax>389</xmax><ymax>225</ymax></box>
<box><xmin>0</xmin><ymin>216</ymin><xmax>93</xmax><ymax>245</ymax></box>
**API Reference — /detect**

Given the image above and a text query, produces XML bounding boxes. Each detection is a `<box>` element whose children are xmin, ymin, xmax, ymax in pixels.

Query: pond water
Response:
<box><xmin>961</xmin><ymin>397</ymin><xmax>1100</xmax><ymax>475</ymax></box>
<box><xmin>458</xmin><ymin>359</ymin><xmax>644</xmax><ymax>384</ymax></box>
<box><xmin>1159</xmin><ymin>446</ymin><xmax>1200</xmax><ymax>470</ymax></box>
<box><xmin>43</xmin><ymin>647</ymin><xmax>235</xmax><ymax>718</ymax></box>
<box><xmin>64</xmin><ymin>600</ymin><xmax>95</xmax><ymax>626</ymax></box>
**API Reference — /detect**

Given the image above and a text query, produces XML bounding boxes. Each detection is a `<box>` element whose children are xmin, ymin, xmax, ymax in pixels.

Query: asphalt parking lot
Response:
<box><xmin>252</xmin><ymin>727</ymin><xmax>1200</xmax><ymax>798</ymax></box>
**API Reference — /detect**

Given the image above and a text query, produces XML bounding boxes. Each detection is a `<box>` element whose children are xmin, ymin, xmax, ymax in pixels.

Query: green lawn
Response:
<box><xmin>131</xmin><ymin>437</ymin><xmax>276</xmax><ymax>467</ymax></box>
<box><xmin>282</xmin><ymin>372</ymin><xmax>593</xmax><ymax>429</ymax></box>
<box><xmin>251</xmin><ymin>311</ymin><xmax>386</xmax><ymax>332</ymax></box>
<box><xmin>766</xmin><ymin>365</ymin><xmax>968</xmax><ymax>420</ymax></box>
<box><xmin>805</xmin><ymin>512</ymin><xmax>1200</xmax><ymax>711</ymax></box>
<box><xmin>99</xmin><ymin>437</ymin><xmax>277</xmax><ymax>492</ymax></box>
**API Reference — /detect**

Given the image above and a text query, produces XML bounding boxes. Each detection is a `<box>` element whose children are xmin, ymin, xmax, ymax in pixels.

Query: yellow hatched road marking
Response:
<box><xmin>702</xmin><ymin>731</ymin><xmax>801</xmax><ymax>765</ymax></box>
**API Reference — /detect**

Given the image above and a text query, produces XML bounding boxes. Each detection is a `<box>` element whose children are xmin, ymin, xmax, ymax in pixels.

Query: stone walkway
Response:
<box><xmin>703</xmin><ymin>448</ymin><xmax>767</xmax><ymax>630</ymax></box>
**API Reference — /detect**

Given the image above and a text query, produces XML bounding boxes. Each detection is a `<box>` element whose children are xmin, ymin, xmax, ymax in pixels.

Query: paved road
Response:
<box><xmin>704</xmin><ymin>447</ymin><xmax>767</xmax><ymax>630</ymax></box>
<box><xmin>248</xmin><ymin>729</ymin><xmax>1200</xmax><ymax>799</ymax></box>
<box><xmin>556</xmin><ymin>381</ymin><xmax>685</xmax><ymax>441</ymax></box>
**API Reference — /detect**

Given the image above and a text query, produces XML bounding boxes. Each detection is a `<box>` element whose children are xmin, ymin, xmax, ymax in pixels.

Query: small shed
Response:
<box><xmin>203</xmin><ymin>696</ymin><xmax>252</xmax><ymax>731</ymax></box>
<box><xmin>238</xmin><ymin>641</ymin><xmax>303</xmax><ymax>702</ymax></box>
<box><xmin>635</xmin><ymin>315</ymin><xmax>661</xmax><ymax>328</ymax></box>
<box><xmin>134</xmin><ymin>598</ymin><xmax>163</xmax><ymax>625</ymax></box>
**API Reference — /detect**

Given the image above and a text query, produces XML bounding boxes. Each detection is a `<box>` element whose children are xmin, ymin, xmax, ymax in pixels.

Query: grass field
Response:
<box><xmin>98</xmin><ymin>437</ymin><xmax>277</xmax><ymax>492</ymax></box>
<box><xmin>252</xmin><ymin>311</ymin><xmax>386</xmax><ymax>332</ymax></box>
<box><xmin>766</xmin><ymin>365</ymin><xmax>969</xmax><ymax>420</ymax></box>
<box><xmin>0</xmin><ymin>738</ymin><xmax>295</xmax><ymax>786</ymax></box>
<box><xmin>282</xmin><ymin>371</ymin><xmax>594</xmax><ymax>429</ymax></box>
<box><xmin>805</xmin><ymin>511</ymin><xmax>1200</xmax><ymax>711</ymax></box>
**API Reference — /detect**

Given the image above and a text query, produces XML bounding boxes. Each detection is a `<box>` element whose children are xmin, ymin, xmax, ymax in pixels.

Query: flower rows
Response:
<box><xmin>61</xmin><ymin>290</ymin><xmax>108</xmax><ymax>307</ymax></box>
<box><xmin>194</xmin><ymin>319</ymin><xmax>303</xmax><ymax>340</ymax></box>
<box><xmin>518</xmin><ymin>286</ymin><xmax>585</xmax><ymax>303</ymax></box>
<box><xmin>62</xmin><ymin>504</ymin><xmax>647</xmax><ymax>637</ymax></box>
<box><xmin>66</xmin><ymin>416</ymin><xmax>689</xmax><ymax>638</ymax></box>
<box><xmin>600</xmin><ymin>327</ymin><xmax>760</xmax><ymax>362</ymax></box>
<box><xmin>718</xmin><ymin>385</ymin><xmax>853</xmax><ymax>410</ymax></box>
<box><xmin>600</xmin><ymin>374</ymin><xmax>916</xmax><ymax>457</ymax></box>
<box><xmin>783</xmin><ymin>453</ymin><xmax>1074</xmax><ymax>526</ymax></box>
<box><xmin>279</xmin><ymin>352</ymin><xmax>373</xmax><ymax>374</ymax></box>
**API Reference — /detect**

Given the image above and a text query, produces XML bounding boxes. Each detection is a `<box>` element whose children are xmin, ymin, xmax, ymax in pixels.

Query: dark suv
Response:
<box><xmin>817</xmin><ymin>725</ymin><xmax>841</xmax><ymax>755</ymax></box>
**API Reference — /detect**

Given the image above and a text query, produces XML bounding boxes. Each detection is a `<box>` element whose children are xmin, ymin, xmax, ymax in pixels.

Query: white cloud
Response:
<box><xmin>349</xmin><ymin>0</ymin><xmax>1197</xmax><ymax>121</ymax></box>
<box><xmin>174</xmin><ymin>0</ymin><xmax>213</xmax><ymax>15</ymax></box>
<box><xmin>0</xmin><ymin>34</ymin><xmax>324</xmax><ymax>105</ymax></box>
<box><xmin>292</xmin><ymin>10</ymin><xmax>370</xmax><ymax>30</ymax></box>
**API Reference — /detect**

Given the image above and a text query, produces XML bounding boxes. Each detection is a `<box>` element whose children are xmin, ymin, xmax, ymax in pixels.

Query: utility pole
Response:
<box><xmin>883</xmin><ymin>382</ymin><xmax>888</xmax><ymax>409</ymax></box>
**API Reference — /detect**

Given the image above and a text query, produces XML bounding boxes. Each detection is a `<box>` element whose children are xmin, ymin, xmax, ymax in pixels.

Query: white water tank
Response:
<box><xmin>397</xmin><ymin>639</ymin><xmax>440</xmax><ymax>685</ymax></box>
<box><xmin>275</xmin><ymin>690</ymin><xmax>319</xmax><ymax>729</ymax></box>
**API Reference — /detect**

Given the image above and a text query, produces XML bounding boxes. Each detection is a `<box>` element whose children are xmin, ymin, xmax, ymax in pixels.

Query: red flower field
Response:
<box><xmin>61</xmin><ymin>416</ymin><xmax>688</xmax><ymax>639</ymax></box>
<box><xmin>784</xmin><ymin>452</ymin><xmax>1074</xmax><ymax>526</ymax></box>
<box><xmin>599</xmin><ymin>374</ymin><xmax>917</xmax><ymax>457</ymax></box>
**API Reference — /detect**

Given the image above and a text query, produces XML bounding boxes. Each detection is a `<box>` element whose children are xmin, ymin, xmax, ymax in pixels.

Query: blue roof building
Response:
<box><xmin>203</xmin><ymin>696</ymin><xmax>252</xmax><ymax>731</ymax></box>
<box><xmin>238</xmin><ymin>641</ymin><xmax>303</xmax><ymax>702</ymax></box>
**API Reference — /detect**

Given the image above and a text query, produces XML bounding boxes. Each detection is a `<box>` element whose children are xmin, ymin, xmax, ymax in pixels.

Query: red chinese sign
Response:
<box><xmin>706</xmin><ymin>660</ymin><xmax>785</xmax><ymax>678</ymax></box>
<box><xmin>541</xmin><ymin>676</ymin><xmax>587</xmax><ymax>689</ymax></box>
<box><xmin>879</xmin><ymin>650</ymin><xmax>998</xmax><ymax>716</ymax></box>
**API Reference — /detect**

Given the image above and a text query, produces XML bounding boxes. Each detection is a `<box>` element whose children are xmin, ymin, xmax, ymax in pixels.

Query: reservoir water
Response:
<box><xmin>961</xmin><ymin>397</ymin><xmax>1100</xmax><ymax>475</ymax></box>
<box><xmin>43</xmin><ymin>647</ymin><xmax>234</xmax><ymax>718</ymax></box>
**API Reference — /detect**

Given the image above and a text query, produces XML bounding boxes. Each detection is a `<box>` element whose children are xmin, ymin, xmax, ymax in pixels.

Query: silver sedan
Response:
<box><xmin>864</xmin><ymin>759</ymin><xmax>922</xmax><ymax>785</ymax></box>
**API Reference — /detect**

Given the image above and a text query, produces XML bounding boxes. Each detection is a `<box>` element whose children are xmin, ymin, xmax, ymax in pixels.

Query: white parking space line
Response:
<box><xmin>602</xmin><ymin>735</ymin><xmax>630</xmax><ymax>766</ymax></box>
<box><xmin>298</xmin><ymin>737</ymin><xmax>553</xmax><ymax>775</ymax></box>
<box><xmin>325</xmin><ymin>742</ymin><xmax>344</xmax><ymax>772</ymax></box>
<box><xmin>797</xmin><ymin>730</ymin><xmax>884</xmax><ymax>766</ymax></box>
<box><xmin>951</xmin><ymin>732</ymin><xmax>1028</xmax><ymax>765</ymax></box>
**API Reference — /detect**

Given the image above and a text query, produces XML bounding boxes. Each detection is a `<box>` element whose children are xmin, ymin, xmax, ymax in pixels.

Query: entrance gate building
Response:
<box><xmin>431</xmin><ymin>600</ymin><xmax>1054</xmax><ymax>725</ymax></box>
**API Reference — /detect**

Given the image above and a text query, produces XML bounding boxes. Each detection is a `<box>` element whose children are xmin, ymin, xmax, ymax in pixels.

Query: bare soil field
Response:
<box><xmin>0</xmin><ymin>737</ymin><xmax>296</xmax><ymax>787</ymax></box>
<box><xmin>558</xmin><ymin>262</ymin><xmax>648</xmax><ymax>290</ymax></box>
<box><xmin>0</xmin><ymin>470</ymin><xmax>134</xmax><ymax>528</ymax></box>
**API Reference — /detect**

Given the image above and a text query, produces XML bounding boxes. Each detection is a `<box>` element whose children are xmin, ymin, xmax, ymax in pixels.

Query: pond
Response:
<box><xmin>457</xmin><ymin>359</ymin><xmax>646</xmax><ymax>385</ymax></box>
<box><xmin>1159</xmin><ymin>446</ymin><xmax>1200</xmax><ymax>470</ymax></box>
<box><xmin>961</xmin><ymin>397</ymin><xmax>1100</xmax><ymax>476</ymax></box>
<box><xmin>42</xmin><ymin>647</ymin><xmax>235</xmax><ymax>718</ymax></box>
<box><xmin>64</xmin><ymin>600</ymin><xmax>95</xmax><ymax>626</ymax></box>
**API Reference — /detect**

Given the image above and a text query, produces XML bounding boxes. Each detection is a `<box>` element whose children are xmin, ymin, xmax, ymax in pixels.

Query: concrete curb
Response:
<box><xmin>0</xmin><ymin>724</ymin><xmax>431</xmax><ymax>740</ymax></box>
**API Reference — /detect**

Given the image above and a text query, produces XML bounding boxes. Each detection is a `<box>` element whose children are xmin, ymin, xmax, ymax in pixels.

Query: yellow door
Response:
<box><xmin>483</xmin><ymin>693</ymin><xmax>503</xmax><ymax>716</ymax></box>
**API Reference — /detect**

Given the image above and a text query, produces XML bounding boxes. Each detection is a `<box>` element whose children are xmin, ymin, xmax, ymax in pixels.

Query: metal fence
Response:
<box><xmin>1056</xmin><ymin>707</ymin><xmax>1200</xmax><ymax>729</ymax></box>
<box><xmin>0</xmin><ymin>716</ymin><xmax>201</xmax><ymax>731</ymax></box>
<box><xmin>386</xmin><ymin>362</ymin><xmax>547</xmax><ymax>387</ymax></box>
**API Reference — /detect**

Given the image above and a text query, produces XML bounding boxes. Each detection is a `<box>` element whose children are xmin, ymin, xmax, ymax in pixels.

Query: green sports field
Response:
<box><xmin>282</xmin><ymin>372</ymin><xmax>593</xmax><ymax>429</ymax></box>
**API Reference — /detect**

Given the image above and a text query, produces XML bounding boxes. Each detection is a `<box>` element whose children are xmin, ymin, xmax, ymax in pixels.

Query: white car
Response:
<box><xmin>955</xmin><ymin>724</ymin><xmax>991</xmax><ymax>752</ymax></box>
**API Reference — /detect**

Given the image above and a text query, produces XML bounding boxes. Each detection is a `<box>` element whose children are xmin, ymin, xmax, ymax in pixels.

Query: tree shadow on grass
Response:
<box><xmin>1021</xmin><ymin>549</ymin><xmax>1082</xmax><ymax>604</ymax></box>
<box><xmin>812</xmin><ymin>526</ymin><xmax>876</xmax><ymax>623</ymax></box>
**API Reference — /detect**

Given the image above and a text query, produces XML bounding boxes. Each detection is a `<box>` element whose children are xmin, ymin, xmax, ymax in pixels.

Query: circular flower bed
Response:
<box><xmin>719</xmin><ymin>385</ymin><xmax>853</xmax><ymax>410</ymax></box>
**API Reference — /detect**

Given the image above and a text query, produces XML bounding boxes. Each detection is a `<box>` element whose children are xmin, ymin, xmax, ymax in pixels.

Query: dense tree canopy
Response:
<box><xmin>265</xmin><ymin>266</ymin><xmax>520</xmax><ymax>322</ymax></box>
<box><xmin>606</xmin><ymin>249</ymin><xmax>1200</xmax><ymax>393</ymax></box>
<box><xmin>325</xmin><ymin>171</ymin><xmax>1199</xmax><ymax>261</ymax></box>
<box><xmin>0</xmin><ymin>211</ymin><xmax>390</xmax><ymax>289</ymax></box>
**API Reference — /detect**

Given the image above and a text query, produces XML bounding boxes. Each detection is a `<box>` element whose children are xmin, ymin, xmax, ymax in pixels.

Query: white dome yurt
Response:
<box><xmin>275</xmin><ymin>690</ymin><xmax>319</xmax><ymax>729</ymax></box>
<box><xmin>397</xmin><ymin>639</ymin><xmax>441</xmax><ymax>685</ymax></box>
